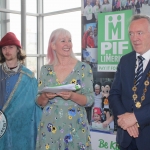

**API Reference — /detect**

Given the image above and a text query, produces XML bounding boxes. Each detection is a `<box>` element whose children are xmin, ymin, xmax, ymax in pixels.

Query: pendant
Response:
<box><xmin>135</xmin><ymin>102</ymin><xmax>141</xmax><ymax>108</ymax></box>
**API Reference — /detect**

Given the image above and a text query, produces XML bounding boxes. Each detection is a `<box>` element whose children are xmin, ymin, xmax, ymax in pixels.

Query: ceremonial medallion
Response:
<box><xmin>135</xmin><ymin>102</ymin><xmax>141</xmax><ymax>108</ymax></box>
<box><xmin>0</xmin><ymin>110</ymin><xmax>7</xmax><ymax>138</ymax></box>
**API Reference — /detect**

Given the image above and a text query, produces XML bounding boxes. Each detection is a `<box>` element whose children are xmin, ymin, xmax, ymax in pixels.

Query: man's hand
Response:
<box><xmin>117</xmin><ymin>113</ymin><xmax>137</xmax><ymax>130</ymax></box>
<box><xmin>127</xmin><ymin>124</ymin><xmax>139</xmax><ymax>138</ymax></box>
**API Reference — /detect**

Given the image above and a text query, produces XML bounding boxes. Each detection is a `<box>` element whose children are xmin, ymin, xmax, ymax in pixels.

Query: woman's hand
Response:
<box><xmin>37</xmin><ymin>92</ymin><xmax>57</xmax><ymax>107</ymax></box>
<box><xmin>56</xmin><ymin>91</ymin><xmax>73</xmax><ymax>100</ymax></box>
<box><xmin>45</xmin><ymin>92</ymin><xmax>57</xmax><ymax>99</ymax></box>
<box><xmin>57</xmin><ymin>91</ymin><xmax>87</xmax><ymax>106</ymax></box>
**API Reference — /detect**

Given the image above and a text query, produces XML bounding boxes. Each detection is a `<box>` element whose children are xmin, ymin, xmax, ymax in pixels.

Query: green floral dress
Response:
<box><xmin>36</xmin><ymin>61</ymin><xmax>94</xmax><ymax>150</ymax></box>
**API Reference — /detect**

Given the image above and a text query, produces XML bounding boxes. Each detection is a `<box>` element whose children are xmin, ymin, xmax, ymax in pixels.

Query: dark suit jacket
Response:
<box><xmin>109</xmin><ymin>51</ymin><xmax>150</xmax><ymax>150</ymax></box>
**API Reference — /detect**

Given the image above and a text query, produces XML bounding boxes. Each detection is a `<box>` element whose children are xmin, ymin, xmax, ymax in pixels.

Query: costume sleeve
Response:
<box><xmin>80</xmin><ymin>63</ymin><xmax>94</xmax><ymax>107</ymax></box>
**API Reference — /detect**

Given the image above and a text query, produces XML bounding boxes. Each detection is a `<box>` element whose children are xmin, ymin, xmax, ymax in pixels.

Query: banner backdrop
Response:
<box><xmin>81</xmin><ymin>0</ymin><xmax>150</xmax><ymax>131</ymax></box>
<box><xmin>98</xmin><ymin>10</ymin><xmax>133</xmax><ymax>72</ymax></box>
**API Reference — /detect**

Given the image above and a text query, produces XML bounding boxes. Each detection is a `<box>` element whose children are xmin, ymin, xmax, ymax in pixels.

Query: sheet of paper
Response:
<box><xmin>38</xmin><ymin>84</ymin><xmax>81</xmax><ymax>93</ymax></box>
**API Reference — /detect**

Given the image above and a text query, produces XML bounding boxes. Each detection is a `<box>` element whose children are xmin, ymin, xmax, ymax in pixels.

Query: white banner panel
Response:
<box><xmin>90</xmin><ymin>131</ymin><xmax>120</xmax><ymax>150</ymax></box>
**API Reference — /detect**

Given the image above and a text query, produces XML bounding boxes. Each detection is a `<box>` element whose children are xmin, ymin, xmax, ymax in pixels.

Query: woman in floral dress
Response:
<box><xmin>36</xmin><ymin>28</ymin><xmax>94</xmax><ymax>150</ymax></box>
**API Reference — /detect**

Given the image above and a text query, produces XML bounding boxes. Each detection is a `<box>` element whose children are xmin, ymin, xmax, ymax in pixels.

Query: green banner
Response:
<box><xmin>98</xmin><ymin>10</ymin><xmax>133</xmax><ymax>72</ymax></box>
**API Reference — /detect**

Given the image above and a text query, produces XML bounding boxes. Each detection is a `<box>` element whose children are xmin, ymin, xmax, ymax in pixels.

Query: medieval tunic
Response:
<box><xmin>0</xmin><ymin>63</ymin><xmax>42</xmax><ymax>150</ymax></box>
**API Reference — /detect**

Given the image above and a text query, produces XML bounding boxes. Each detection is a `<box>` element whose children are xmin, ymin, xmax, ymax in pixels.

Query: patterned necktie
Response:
<box><xmin>134</xmin><ymin>55</ymin><xmax>145</xmax><ymax>86</ymax></box>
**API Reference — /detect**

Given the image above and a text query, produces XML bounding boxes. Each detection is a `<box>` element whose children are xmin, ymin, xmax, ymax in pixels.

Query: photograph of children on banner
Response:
<box><xmin>82</xmin><ymin>0</ymin><xmax>113</xmax><ymax>23</ymax></box>
<box><xmin>93</xmin><ymin>0</ymin><xmax>102</xmax><ymax>22</ymax></box>
<box><xmin>82</xmin><ymin>0</ymin><xmax>150</xmax><ymax>24</ymax></box>
<box><xmin>101</xmin><ymin>0</ymin><xmax>113</xmax><ymax>12</ymax></box>
<box><xmin>82</xmin><ymin>23</ymin><xmax>98</xmax><ymax>69</ymax></box>
<box><xmin>90</xmin><ymin>79</ymin><xmax>115</xmax><ymax>132</ymax></box>
<box><xmin>82</xmin><ymin>23</ymin><xmax>98</xmax><ymax>49</ymax></box>
<box><xmin>82</xmin><ymin>0</ymin><xmax>95</xmax><ymax>23</ymax></box>
<box><xmin>112</xmin><ymin>0</ymin><xmax>150</xmax><ymax>14</ymax></box>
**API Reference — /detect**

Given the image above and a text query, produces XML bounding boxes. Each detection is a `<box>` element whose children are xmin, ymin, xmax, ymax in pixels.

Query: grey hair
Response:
<box><xmin>129</xmin><ymin>14</ymin><xmax>150</xmax><ymax>31</ymax></box>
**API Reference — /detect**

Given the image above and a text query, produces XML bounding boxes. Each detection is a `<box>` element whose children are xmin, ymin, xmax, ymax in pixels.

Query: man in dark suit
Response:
<box><xmin>109</xmin><ymin>14</ymin><xmax>150</xmax><ymax>150</ymax></box>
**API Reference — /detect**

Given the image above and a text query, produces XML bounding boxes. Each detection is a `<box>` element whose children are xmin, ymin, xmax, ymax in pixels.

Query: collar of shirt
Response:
<box><xmin>2</xmin><ymin>61</ymin><xmax>21</xmax><ymax>73</ymax></box>
<box><xmin>136</xmin><ymin>49</ymin><xmax>150</xmax><ymax>72</ymax></box>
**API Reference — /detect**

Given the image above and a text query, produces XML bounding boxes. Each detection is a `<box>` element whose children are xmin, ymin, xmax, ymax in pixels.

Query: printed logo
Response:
<box><xmin>98</xmin><ymin>10</ymin><xmax>132</xmax><ymax>72</ymax></box>
<box><xmin>105</xmin><ymin>14</ymin><xmax>125</xmax><ymax>41</ymax></box>
<box><xmin>0</xmin><ymin>110</ymin><xmax>7</xmax><ymax>138</ymax></box>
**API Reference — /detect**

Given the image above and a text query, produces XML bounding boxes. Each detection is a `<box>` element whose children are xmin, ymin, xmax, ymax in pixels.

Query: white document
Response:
<box><xmin>38</xmin><ymin>84</ymin><xmax>81</xmax><ymax>93</ymax></box>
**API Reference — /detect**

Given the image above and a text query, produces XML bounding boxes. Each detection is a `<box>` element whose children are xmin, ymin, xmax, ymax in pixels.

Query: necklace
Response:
<box><xmin>132</xmin><ymin>71</ymin><xmax>150</xmax><ymax>108</ymax></box>
<box><xmin>9</xmin><ymin>66</ymin><xmax>18</xmax><ymax>70</ymax></box>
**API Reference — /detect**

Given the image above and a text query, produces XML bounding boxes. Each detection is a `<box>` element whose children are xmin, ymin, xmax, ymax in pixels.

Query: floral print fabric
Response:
<box><xmin>36</xmin><ymin>61</ymin><xmax>94</xmax><ymax>150</ymax></box>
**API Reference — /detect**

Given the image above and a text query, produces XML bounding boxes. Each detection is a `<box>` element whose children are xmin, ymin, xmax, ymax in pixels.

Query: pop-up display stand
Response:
<box><xmin>90</xmin><ymin>130</ymin><xmax>120</xmax><ymax>150</ymax></box>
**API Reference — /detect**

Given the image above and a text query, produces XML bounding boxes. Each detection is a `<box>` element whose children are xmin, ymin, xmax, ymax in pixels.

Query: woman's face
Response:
<box><xmin>52</xmin><ymin>34</ymin><xmax>72</xmax><ymax>57</ymax></box>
